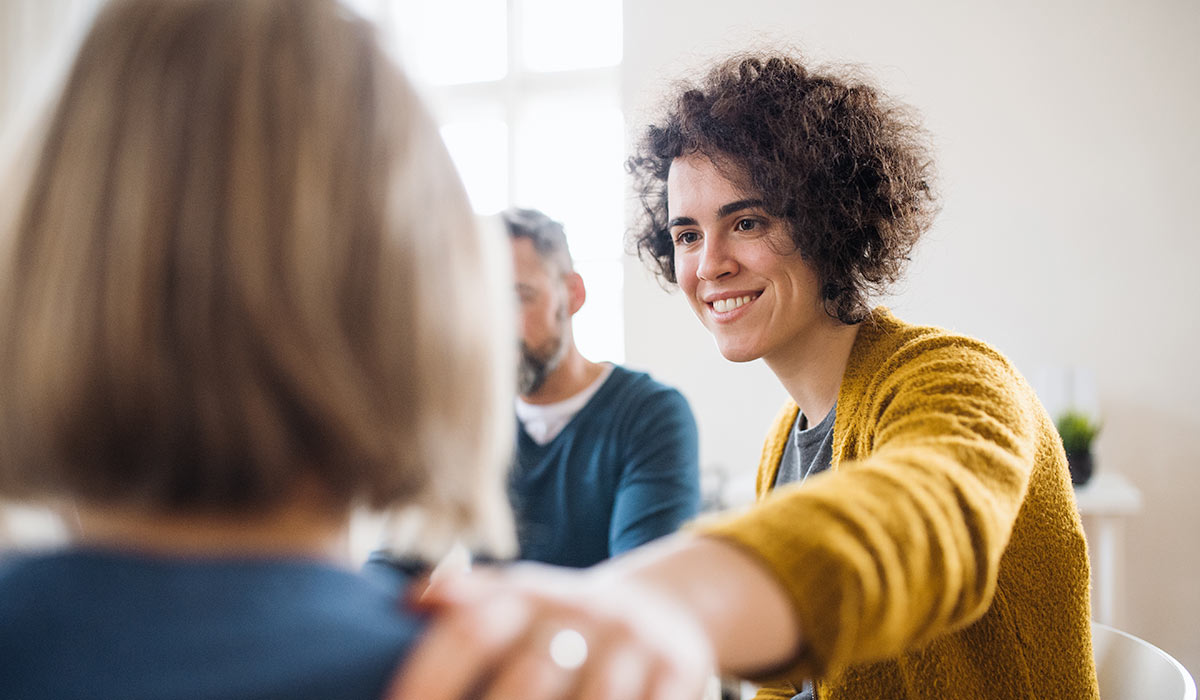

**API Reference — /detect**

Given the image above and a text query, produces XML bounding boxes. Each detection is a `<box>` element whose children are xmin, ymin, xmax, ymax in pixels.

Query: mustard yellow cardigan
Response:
<box><xmin>698</xmin><ymin>308</ymin><xmax>1098</xmax><ymax>699</ymax></box>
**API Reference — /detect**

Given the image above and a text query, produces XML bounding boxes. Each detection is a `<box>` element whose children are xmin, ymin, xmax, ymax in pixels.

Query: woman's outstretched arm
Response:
<box><xmin>387</xmin><ymin>533</ymin><xmax>803</xmax><ymax>700</ymax></box>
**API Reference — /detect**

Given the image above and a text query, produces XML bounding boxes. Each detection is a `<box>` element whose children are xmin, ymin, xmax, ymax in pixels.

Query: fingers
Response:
<box><xmin>574</xmin><ymin>641</ymin><xmax>650</xmax><ymax>700</ymax></box>
<box><xmin>386</xmin><ymin>564</ymin><xmax>716</xmax><ymax>700</ymax></box>
<box><xmin>386</xmin><ymin>576</ymin><xmax>530</xmax><ymax>700</ymax></box>
<box><xmin>563</xmin><ymin>591</ymin><xmax>710</xmax><ymax>700</ymax></box>
<box><xmin>478</xmin><ymin>625</ymin><xmax>576</xmax><ymax>700</ymax></box>
<box><xmin>644</xmin><ymin>655</ymin><xmax>712</xmax><ymax>700</ymax></box>
<box><xmin>573</xmin><ymin>636</ymin><xmax>709</xmax><ymax>700</ymax></box>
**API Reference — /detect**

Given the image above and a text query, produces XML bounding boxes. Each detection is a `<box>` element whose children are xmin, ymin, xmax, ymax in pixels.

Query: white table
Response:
<box><xmin>1074</xmin><ymin>472</ymin><xmax>1143</xmax><ymax>625</ymax></box>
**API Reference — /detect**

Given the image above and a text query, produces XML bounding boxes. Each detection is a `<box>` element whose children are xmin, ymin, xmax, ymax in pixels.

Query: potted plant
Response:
<box><xmin>1055</xmin><ymin>410</ymin><xmax>1101</xmax><ymax>485</ymax></box>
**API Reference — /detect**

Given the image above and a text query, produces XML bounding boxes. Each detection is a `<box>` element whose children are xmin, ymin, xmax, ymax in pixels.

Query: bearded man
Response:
<box><xmin>505</xmin><ymin>208</ymin><xmax>700</xmax><ymax>567</ymax></box>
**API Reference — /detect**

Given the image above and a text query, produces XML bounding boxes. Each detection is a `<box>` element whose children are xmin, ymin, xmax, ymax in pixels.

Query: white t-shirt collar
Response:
<box><xmin>515</xmin><ymin>363</ymin><xmax>614</xmax><ymax>445</ymax></box>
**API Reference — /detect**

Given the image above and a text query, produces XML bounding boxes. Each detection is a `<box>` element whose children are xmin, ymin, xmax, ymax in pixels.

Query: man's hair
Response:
<box><xmin>503</xmin><ymin>207</ymin><xmax>574</xmax><ymax>274</ymax></box>
<box><xmin>628</xmin><ymin>52</ymin><xmax>939</xmax><ymax>323</ymax></box>
<box><xmin>0</xmin><ymin>0</ymin><xmax>514</xmax><ymax>554</ymax></box>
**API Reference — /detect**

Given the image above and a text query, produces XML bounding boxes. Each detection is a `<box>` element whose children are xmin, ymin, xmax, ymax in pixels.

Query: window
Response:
<box><xmin>345</xmin><ymin>0</ymin><xmax>626</xmax><ymax>364</ymax></box>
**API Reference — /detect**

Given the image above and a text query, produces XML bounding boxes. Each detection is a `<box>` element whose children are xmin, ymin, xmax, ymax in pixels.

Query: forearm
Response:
<box><xmin>595</xmin><ymin>532</ymin><xmax>803</xmax><ymax>676</ymax></box>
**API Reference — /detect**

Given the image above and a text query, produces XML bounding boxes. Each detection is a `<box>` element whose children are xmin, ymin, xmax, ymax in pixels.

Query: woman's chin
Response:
<box><xmin>714</xmin><ymin>340</ymin><xmax>762</xmax><ymax>364</ymax></box>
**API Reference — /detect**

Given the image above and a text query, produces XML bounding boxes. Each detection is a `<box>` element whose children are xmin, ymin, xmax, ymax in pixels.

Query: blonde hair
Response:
<box><xmin>0</xmin><ymin>0</ymin><xmax>514</xmax><ymax>555</ymax></box>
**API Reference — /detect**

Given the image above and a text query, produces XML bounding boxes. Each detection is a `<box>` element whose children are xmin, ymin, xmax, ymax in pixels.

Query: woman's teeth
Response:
<box><xmin>713</xmin><ymin>295</ymin><xmax>754</xmax><ymax>313</ymax></box>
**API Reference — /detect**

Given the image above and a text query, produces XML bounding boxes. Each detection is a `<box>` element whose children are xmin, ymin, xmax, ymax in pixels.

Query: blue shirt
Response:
<box><xmin>0</xmin><ymin>548</ymin><xmax>423</xmax><ymax>700</ymax></box>
<box><xmin>510</xmin><ymin>365</ymin><xmax>701</xmax><ymax>567</ymax></box>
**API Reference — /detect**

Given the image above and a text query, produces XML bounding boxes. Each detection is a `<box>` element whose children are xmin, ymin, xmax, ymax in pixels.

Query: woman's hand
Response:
<box><xmin>387</xmin><ymin>561</ymin><xmax>716</xmax><ymax>700</ymax></box>
<box><xmin>387</xmin><ymin>534</ymin><xmax>804</xmax><ymax>698</ymax></box>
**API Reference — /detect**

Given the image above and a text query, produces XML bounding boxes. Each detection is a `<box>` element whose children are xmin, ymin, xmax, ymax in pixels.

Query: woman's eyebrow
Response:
<box><xmin>717</xmin><ymin>198</ymin><xmax>765</xmax><ymax>218</ymax></box>
<box><xmin>668</xmin><ymin>199</ymin><xmax>766</xmax><ymax>229</ymax></box>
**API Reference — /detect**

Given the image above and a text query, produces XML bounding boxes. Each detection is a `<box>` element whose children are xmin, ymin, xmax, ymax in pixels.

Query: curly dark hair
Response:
<box><xmin>627</xmin><ymin>52</ymin><xmax>938</xmax><ymax>324</ymax></box>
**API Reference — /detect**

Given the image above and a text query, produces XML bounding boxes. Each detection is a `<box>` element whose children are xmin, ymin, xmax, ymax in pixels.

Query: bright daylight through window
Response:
<box><xmin>344</xmin><ymin>0</ymin><xmax>626</xmax><ymax>364</ymax></box>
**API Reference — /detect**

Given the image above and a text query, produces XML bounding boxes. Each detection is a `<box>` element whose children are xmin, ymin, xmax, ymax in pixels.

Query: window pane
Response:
<box><xmin>520</xmin><ymin>0</ymin><xmax>621</xmax><ymax>72</ymax></box>
<box><xmin>572</xmin><ymin>260</ymin><xmax>625</xmax><ymax>364</ymax></box>
<box><xmin>394</xmin><ymin>0</ymin><xmax>507</xmax><ymax>85</ymax></box>
<box><xmin>513</xmin><ymin>99</ymin><xmax>624</xmax><ymax>262</ymax></box>
<box><xmin>440</xmin><ymin>120</ymin><xmax>508</xmax><ymax>215</ymax></box>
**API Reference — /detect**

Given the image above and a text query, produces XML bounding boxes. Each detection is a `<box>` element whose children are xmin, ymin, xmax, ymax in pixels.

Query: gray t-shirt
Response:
<box><xmin>774</xmin><ymin>403</ymin><xmax>836</xmax><ymax>700</ymax></box>
<box><xmin>775</xmin><ymin>403</ymin><xmax>836</xmax><ymax>488</ymax></box>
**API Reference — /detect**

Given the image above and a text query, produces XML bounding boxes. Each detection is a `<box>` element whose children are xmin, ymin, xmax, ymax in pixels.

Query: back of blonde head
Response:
<box><xmin>0</xmin><ymin>0</ymin><xmax>514</xmax><ymax>555</ymax></box>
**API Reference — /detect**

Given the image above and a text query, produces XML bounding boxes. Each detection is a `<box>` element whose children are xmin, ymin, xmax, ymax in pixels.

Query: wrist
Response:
<box><xmin>596</xmin><ymin>533</ymin><xmax>803</xmax><ymax>675</ymax></box>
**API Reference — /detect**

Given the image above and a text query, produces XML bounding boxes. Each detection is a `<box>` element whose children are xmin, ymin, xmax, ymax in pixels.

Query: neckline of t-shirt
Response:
<box><xmin>514</xmin><ymin>362</ymin><xmax>616</xmax><ymax>425</ymax></box>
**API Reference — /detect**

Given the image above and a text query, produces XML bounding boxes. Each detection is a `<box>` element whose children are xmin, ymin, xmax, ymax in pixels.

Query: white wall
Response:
<box><xmin>623</xmin><ymin>0</ymin><xmax>1200</xmax><ymax>673</ymax></box>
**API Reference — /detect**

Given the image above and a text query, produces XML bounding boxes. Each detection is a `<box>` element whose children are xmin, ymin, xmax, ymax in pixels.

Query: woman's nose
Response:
<box><xmin>696</xmin><ymin>238</ymin><xmax>737</xmax><ymax>281</ymax></box>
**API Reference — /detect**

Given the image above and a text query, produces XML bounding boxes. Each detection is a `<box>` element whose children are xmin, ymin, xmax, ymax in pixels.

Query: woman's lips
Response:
<box><xmin>706</xmin><ymin>291</ymin><xmax>762</xmax><ymax>320</ymax></box>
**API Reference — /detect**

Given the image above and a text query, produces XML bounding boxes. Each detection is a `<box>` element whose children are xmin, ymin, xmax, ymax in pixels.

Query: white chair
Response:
<box><xmin>1093</xmin><ymin>621</ymin><xmax>1197</xmax><ymax>700</ymax></box>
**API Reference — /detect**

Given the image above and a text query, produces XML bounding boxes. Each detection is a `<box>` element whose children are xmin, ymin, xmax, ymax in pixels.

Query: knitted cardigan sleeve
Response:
<box><xmin>696</xmin><ymin>317</ymin><xmax>1044</xmax><ymax>685</ymax></box>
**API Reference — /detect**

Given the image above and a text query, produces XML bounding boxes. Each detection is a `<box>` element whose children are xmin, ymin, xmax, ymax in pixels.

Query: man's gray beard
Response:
<box><xmin>517</xmin><ymin>334</ymin><xmax>568</xmax><ymax>396</ymax></box>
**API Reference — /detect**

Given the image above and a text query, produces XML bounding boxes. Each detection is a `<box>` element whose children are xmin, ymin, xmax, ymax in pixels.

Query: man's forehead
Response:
<box><xmin>512</xmin><ymin>242</ymin><xmax>566</xmax><ymax>282</ymax></box>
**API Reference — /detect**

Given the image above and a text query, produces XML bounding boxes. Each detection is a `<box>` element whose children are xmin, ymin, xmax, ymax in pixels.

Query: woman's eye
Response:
<box><xmin>735</xmin><ymin>218</ymin><xmax>758</xmax><ymax>231</ymax></box>
<box><xmin>674</xmin><ymin>231</ymin><xmax>700</xmax><ymax>245</ymax></box>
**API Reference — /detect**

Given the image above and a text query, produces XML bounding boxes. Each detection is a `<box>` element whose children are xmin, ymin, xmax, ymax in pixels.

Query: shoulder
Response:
<box><xmin>0</xmin><ymin>550</ymin><xmax>89</xmax><ymax>623</ymax></box>
<box><xmin>840</xmin><ymin>308</ymin><xmax>1043</xmax><ymax>448</ymax></box>
<box><xmin>0</xmin><ymin>550</ymin><xmax>424</xmax><ymax>699</ymax></box>
<box><xmin>602</xmin><ymin>365</ymin><xmax>695</xmax><ymax>416</ymax></box>
<box><xmin>0</xmin><ymin>552</ymin><xmax>44</xmax><ymax>629</ymax></box>
<box><xmin>849</xmin><ymin>308</ymin><xmax>1025</xmax><ymax>395</ymax></box>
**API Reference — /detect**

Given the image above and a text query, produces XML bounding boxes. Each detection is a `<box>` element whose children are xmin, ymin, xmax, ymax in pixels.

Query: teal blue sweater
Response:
<box><xmin>510</xmin><ymin>365</ymin><xmax>700</xmax><ymax>567</ymax></box>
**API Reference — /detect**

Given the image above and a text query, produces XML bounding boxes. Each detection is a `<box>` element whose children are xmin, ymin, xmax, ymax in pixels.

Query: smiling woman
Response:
<box><xmin>666</xmin><ymin>153</ymin><xmax>830</xmax><ymax>371</ymax></box>
<box><xmin>630</xmin><ymin>54</ymin><xmax>936</xmax><ymax>326</ymax></box>
<box><xmin>389</xmin><ymin>49</ymin><xmax>1099</xmax><ymax>700</ymax></box>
